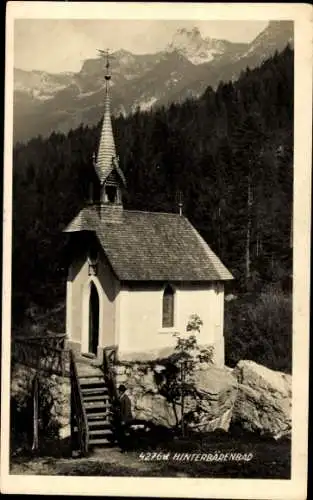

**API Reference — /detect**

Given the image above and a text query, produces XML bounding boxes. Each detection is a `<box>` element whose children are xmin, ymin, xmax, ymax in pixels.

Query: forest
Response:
<box><xmin>12</xmin><ymin>46</ymin><xmax>293</xmax><ymax>371</ymax></box>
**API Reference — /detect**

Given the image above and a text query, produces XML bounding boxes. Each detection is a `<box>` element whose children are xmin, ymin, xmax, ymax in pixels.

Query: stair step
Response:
<box><xmin>81</xmin><ymin>387</ymin><xmax>108</xmax><ymax>395</ymax></box>
<box><xmin>86</xmin><ymin>411</ymin><xmax>111</xmax><ymax>419</ymax></box>
<box><xmin>81</xmin><ymin>352</ymin><xmax>97</xmax><ymax>359</ymax></box>
<box><xmin>83</xmin><ymin>394</ymin><xmax>110</xmax><ymax>402</ymax></box>
<box><xmin>85</xmin><ymin>401</ymin><xmax>111</xmax><ymax>409</ymax></box>
<box><xmin>73</xmin><ymin>427</ymin><xmax>113</xmax><ymax>436</ymax></box>
<box><xmin>89</xmin><ymin>438</ymin><xmax>112</xmax><ymax>445</ymax></box>
<box><xmin>74</xmin><ymin>423</ymin><xmax>112</xmax><ymax>433</ymax></box>
<box><xmin>89</xmin><ymin>428</ymin><xmax>113</xmax><ymax>436</ymax></box>
<box><xmin>87</xmin><ymin>412</ymin><xmax>111</xmax><ymax>420</ymax></box>
<box><xmin>88</xmin><ymin>420</ymin><xmax>112</xmax><ymax>428</ymax></box>
<box><xmin>79</xmin><ymin>380</ymin><xmax>106</xmax><ymax>388</ymax></box>
<box><xmin>80</xmin><ymin>383</ymin><xmax>107</xmax><ymax>390</ymax></box>
<box><xmin>78</xmin><ymin>373</ymin><xmax>104</xmax><ymax>384</ymax></box>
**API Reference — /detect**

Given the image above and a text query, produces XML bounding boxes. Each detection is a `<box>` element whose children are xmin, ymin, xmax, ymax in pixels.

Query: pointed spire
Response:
<box><xmin>95</xmin><ymin>50</ymin><xmax>117</xmax><ymax>184</ymax></box>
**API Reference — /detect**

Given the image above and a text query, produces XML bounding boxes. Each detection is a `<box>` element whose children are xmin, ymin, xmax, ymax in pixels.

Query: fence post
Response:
<box><xmin>31</xmin><ymin>374</ymin><xmax>39</xmax><ymax>452</ymax></box>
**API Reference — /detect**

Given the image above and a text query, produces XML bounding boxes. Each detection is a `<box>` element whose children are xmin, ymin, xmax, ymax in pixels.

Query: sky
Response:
<box><xmin>14</xmin><ymin>19</ymin><xmax>269</xmax><ymax>73</ymax></box>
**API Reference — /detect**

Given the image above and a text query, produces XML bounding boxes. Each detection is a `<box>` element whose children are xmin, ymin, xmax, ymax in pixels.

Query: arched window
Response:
<box><xmin>162</xmin><ymin>285</ymin><xmax>175</xmax><ymax>328</ymax></box>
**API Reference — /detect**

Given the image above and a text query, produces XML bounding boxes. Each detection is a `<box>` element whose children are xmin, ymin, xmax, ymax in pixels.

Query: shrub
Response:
<box><xmin>155</xmin><ymin>314</ymin><xmax>213</xmax><ymax>432</ymax></box>
<box><xmin>224</xmin><ymin>290</ymin><xmax>292</xmax><ymax>373</ymax></box>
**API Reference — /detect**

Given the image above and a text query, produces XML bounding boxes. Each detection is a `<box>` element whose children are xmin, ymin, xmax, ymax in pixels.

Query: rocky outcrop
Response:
<box><xmin>114</xmin><ymin>362</ymin><xmax>238</xmax><ymax>432</ymax></box>
<box><xmin>231</xmin><ymin>360</ymin><xmax>292</xmax><ymax>439</ymax></box>
<box><xmin>115</xmin><ymin>363</ymin><xmax>178</xmax><ymax>428</ymax></box>
<box><xmin>11</xmin><ymin>357</ymin><xmax>292</xmax><ymax>448</ymax></box>
<box><xmin>114</xmin><ymin>359</ymin><xmax>292</xmax><ymax>439</ymax></box>
<box><xmin>11</xmin><ymin>363</ymin><xmax>71</xmax><ymax>443</ymax></box>
<box><xmin>187</xmin><ymin>366</ymin><xmax>238</xmax><ymax>432</ymax></box>
<box><xmin>132</xmin><ymin>393</ymin><xmax>178</xmax><ymax>428</ymax></box>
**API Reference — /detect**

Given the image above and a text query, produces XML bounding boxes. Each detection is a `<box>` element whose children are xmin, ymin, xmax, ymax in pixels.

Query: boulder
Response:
<box><xmin>119</xmin><ymin>361</ymin><xmax>238</xmax><ymax>432</ymax></box>
<box><xmin>231</xmin><ymin>360</ymin><xmax>292</xmax><ymax>439</ymax></box>
<box><xmin>114</xmin><ymin>359</ymin><xmax>292</xmax><ymax>438</ymax></box>
<box><xmin>121</xmin><ymin>363</ymin><xmax>177</xmax><ymax>428</ymax></box>
<box><xmin>11</xmin><ymin>363</ymin><xmax>71</xmax><ymax>441</ymax></box>
<box><xmin>186</xmin><ymin>365</ymin><xmax>238</xmax><ymax>432</ymax></box>
<box><xmin>127</xmin><ymin>367</ymin><xmax>158</xmax><ymax>394</ymax></box>
<box><xmin>130</xmin><ymin>392</ymin><xmax>177</xmax><ymax>428</ymax></box>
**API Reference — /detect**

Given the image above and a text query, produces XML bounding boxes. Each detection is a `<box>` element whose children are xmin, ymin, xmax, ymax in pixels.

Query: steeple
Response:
<box><xmin>92</xmin><ymin>50</ymin><xmax>126</xmax><ymax>209</ymax></box>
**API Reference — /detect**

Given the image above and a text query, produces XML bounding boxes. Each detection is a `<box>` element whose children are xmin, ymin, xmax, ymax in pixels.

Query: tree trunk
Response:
<box><xmin>180</xmin><ymin>363</ymin><xmax>185</xmax><ymax>437</ymax></box>
<box><xmin>218</xmin><ymin>206</ymin><xmax>221</xmax><ymax>255</ymax></box>
<box><xmin>246</xmin><ymin>176</ymin><xmax>252</xmax><ymax>283</ymax></box>
<box><xmin>32</xmin><ymin>375</ymin><xmax>39</xmax><ymax>452</ymax></box>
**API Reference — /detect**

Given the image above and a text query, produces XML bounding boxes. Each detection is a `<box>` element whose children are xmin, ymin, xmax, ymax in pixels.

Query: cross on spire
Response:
<box><xmin>97</xmin><ymin>49</ymin><xmax>114</xmax><ymax>82</ymax></box>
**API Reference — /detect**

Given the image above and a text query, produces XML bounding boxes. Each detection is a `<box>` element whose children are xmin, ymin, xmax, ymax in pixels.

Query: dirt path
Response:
<box><xmin>10</xmin><ymin>447</ymin><xmax>165</xmax><ymax>476</ymax></box>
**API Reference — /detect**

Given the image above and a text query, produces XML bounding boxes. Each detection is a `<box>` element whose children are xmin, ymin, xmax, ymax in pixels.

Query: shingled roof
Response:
<box><xmin>64</xmin><ymin>206</ymin><xmax>233</xmax><ymax>282</ymax></box>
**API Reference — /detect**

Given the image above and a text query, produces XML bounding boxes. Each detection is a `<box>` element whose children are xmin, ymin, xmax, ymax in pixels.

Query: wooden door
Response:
<box><xmin>89</xmin><ymin>282</ymin><xmax>99</xmax><ymax>355</ymax></box>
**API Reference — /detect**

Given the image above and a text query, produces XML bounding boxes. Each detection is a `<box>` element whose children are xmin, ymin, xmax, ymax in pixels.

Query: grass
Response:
<box><xmin>11</xmin><ymin>429</ymin><xmax>291</xmax><ymax>479</ymax></box>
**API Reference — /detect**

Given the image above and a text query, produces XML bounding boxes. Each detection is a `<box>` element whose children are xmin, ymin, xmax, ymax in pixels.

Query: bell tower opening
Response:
<box><xmin>106</xmin><ymin>185</ymin><xmax>117</xmax><ymax>203</ymax></box>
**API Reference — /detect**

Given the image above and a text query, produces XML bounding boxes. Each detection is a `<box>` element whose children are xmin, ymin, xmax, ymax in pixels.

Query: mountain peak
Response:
<box><xmin>167</xmin><ymin>26</ymin><xmax>226</xmax><ymax>65</ymax></box>
<box><xmin>177</xmin><ymin>26</ymin><xmax>201</xmax><ymax>37</ymax></box>
<box><xmin>171</xmin><ymin>26</ymin><xmax>204</xmax><ymax>46</ymax></box>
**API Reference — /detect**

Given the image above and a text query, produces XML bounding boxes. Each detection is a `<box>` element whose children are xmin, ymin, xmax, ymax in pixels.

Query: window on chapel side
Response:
<box><xmin>162</xmin><ymin>285</ymin><xmax>174</xmax><ymax>328</ymax></box>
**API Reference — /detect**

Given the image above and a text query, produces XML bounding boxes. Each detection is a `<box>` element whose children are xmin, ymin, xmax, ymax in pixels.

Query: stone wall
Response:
<box><xmin>11</xmin><ymin>362</ymin><xmax>71</xmax><ymax>451</ymax></box>
<box><xmin>114</xmin><ymin>362</ymin><xmax>178</xmax><ymax>427</ymax></box>
<box><xmin>10</xmin><ymin>356</ymin><xmax>292</xmax><ymax>455</ymax></box>
<box><xmin>114</xmin><ymin>359</ymin><xmax>238</xmax><ymax>433</ymax></box>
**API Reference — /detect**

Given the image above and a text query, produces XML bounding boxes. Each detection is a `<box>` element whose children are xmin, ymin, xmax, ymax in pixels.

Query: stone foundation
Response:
<box><xmin>10</xmin><ymin>356</ymin><xmax>292</xmax><ymax>452</ymax></box>
<box><xmin>11</xmin><ymin>363</ymin><xmax>71</xmax><ymax>452</ymax></box>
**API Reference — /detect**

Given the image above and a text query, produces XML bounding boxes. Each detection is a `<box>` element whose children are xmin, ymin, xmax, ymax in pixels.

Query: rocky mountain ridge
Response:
<box><xmin>13</xmin><ymin>21</ymin><xmax>293</xmax><ymax>143</ymax></box>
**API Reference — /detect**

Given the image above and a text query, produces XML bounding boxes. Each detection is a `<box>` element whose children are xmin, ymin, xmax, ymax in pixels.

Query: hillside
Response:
<box><xmin>12</xmin><ymin>47</ymin><xmax>293</xmax><ymax>338</ymax></box>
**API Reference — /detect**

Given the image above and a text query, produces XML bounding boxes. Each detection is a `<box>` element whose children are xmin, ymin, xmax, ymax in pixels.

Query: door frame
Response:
<box><xmin>82</xmin><ymin>277</ymin><xmax>104</xmax><ymax>355</ymax></box>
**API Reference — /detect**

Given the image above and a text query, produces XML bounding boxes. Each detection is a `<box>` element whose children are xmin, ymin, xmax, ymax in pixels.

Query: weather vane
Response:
<box><xmin>97</xmin><ymin>48</ymin><xmax>115</xmax><ymax>80</ymax></box>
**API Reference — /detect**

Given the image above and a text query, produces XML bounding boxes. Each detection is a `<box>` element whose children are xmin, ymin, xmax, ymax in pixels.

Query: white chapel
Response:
<box><xmin>64</xmin><ymin>56</ymin><xmax>233</xmax><ymax>366</ymax></box>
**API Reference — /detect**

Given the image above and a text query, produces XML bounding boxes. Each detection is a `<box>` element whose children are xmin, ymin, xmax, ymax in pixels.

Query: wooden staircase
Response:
<box><xmin>70</xmin><ymin>351</ymin><xmax>119</xmax><ymax>456</ymax></box>
<box><xmin>79</xmin><ymin>373</ymin><xmax>114</xmax><ymax>447</ymax></box>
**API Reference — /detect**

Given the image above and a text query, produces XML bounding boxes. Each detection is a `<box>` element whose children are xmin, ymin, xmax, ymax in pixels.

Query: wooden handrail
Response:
<box><xmin>11</xmin><ymin>338</ymin><xmax>69</xmax><ymax>376</ymax></box>
<box><xmin>14</xmin><ymin>334</ymin><xmax>66</xmax><ymax>350</ymax></box>
<box><xmin>15</xmin><ymin>333</ymin><xmax>66</xmax><ymax>340</ymax></box>
<box><xmin>69</xmin><ymin>349</ymin><xmax>89</xmax><ymax>456</ymax></box>
<box><xmin>102</xmin><ymin>347</ymin><xmax>123</xmax><ymax>441</ymax></box>
<box><xmin>13</xmin><ymin>337</ymin><xmax>66</xmax><ymax>352</ymax></box>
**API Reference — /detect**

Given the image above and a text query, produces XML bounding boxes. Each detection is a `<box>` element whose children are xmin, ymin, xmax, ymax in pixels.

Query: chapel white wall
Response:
<box><xmin>66</xmin><ymin>251</ymin><xmax>119</xmax><ymax>353</ymax></box>
<box><xmin>117</xmin><ymin>283</ymin><xmax>225</xmax><ymax>366</ymax></box>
